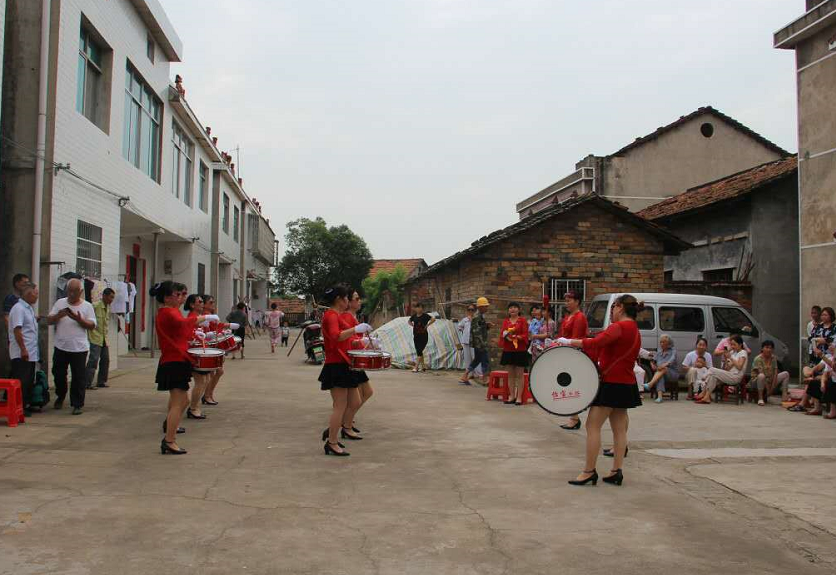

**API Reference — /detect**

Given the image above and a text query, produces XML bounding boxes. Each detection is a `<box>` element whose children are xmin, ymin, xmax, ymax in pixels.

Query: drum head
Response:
<box><xmin>348</xmin><ymin>350</ymin><xmax>383</xmax><ymax>357</ymax></box>
<box><xmin>188</xmin><ymin>348</ymin><xmax>225</xmax><ymax>357</ymax></box>
<box><xmin>529</xmin><ymin>346</ymin><xmax>599</xmax><ymax>416</ymax></box>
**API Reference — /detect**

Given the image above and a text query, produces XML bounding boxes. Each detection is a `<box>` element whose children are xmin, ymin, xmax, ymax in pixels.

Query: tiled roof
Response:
<box><xmin>608</xmin><ymin>106</ymin><xmax>791</xmax><ymax>158</ymax></box>
<box><xmin>369</xmin><ymin>259</ymin><xmax>427</xmax><ymax>279</ymax></box>
<box><xmin>637</xmin><ymin>156</ymin><xmax>798</xmax><ymax>221</ymax></box>
<box><xmin>412</xmin><ymin>195</ymin><xmax>690</xmax><ymax>280</ymax></box>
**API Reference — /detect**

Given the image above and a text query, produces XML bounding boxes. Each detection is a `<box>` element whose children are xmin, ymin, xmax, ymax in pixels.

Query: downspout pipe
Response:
<box><xmin>31</xmin><ymin>0</ymin><xmax>51</xmax><ymax>285</ymax></box>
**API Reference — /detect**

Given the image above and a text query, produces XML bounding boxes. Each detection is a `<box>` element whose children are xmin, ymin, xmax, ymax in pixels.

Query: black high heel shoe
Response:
<box><xmin>201</xmin><ymin>396</ymin><xmax>218</xmax><ymax>406</ymax></box>
<box><xmin>320</xmin><ymin>429</ymin><xmax>345</xmax><ymax>448</ymax></box>
<box><xmin>162</xmin><ymin>420</ymin><xmax>185</xmax><ymax>434</ymax></box>
<box><xmin>341</xmin><ymin>427</ymin><xmax>363</xmax><ymax>440</ymax></box>
<box><xmin>568</xmin><ymin>470</ymin><xmax>598</xmax><ymax>486</ymax></box>
<box><xmin>560</xmin><ymin>419</ymin><xmax>581</xmax><ymax>430</ymax></box>
<box><xmin>602</xmin><ymin>469</ymin><xmax>624</xmax><ymax>486</ymax></box>
<box><xmin>324</xmin><ymin>442</ymin><xmax>350</xmax><ymax>456</ymax></box>
<box><xmin>352</xmin><ymin>425</ymin><xmax>361</xmax><ymax>434</ymax></box>
<box><xmin>187</xmin><ymin>409</ymin><xmax>207</xmax><ymax>420</ymax></box>
<box><xmin>603</xmin><ymin>446</ymin><xmax>628</xmax><ymax>458</ymax></box>
<box><xmin>160</xmin><ymin>439</ymin><xmax>187</xmax><ymax>455</ymax></box>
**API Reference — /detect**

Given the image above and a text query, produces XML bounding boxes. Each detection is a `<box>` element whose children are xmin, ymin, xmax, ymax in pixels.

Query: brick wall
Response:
<box><xmin>663</xmin><ymin>281</ymin><xmax>753</xmax><ymax>311</ymax></box>
<box><xmin>408</xmin><ymin>203</ymin><xmax>668</xmax><ymax>366</ymax></box>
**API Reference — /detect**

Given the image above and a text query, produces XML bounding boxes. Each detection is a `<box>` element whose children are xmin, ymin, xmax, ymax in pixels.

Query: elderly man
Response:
<box><xmin>3</xmin><ymin>273</ymin><xmax>30</xmax><ymax>329</ymax></box>
<box><xmin>8</xmin><ymin>283</ymin><xmax>39</xmax><ymax>416</ymax></box>
<box><xmin>47</xmin><ymin>278</ymin><xmax>96</xmax><ymax>415</ymax></box>
<box><xmin>86</xmin><ymin>287</ymin><xmax>115</xmax><ymax>390</ymax></box>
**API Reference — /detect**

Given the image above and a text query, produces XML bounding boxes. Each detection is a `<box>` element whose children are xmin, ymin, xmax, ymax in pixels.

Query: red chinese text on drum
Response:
<box><xmin>551</xmin><ymin>389</ymin><xmax>582</xmax><ymax>401</ymax></box>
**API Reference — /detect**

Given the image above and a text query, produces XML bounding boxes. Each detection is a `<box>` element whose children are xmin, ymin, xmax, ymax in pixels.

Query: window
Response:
<box><xmin>700</xmin><ymin>122</ymin><xmax>714</xmax><ymax>138</ymax></box>
<box><xmin>659</xmin><ymin>306</ymin><xmax>705</xmax><ymax>332</ymax></box>
<box><xmin>233</xmin><ymin>206</ymin><xmax>240</xmax><ymax>242</ymax></box>
<box><xmin>77</xmin><ymin>26</ymin><xmax>108</xmax><ymax>130</ymax></box>
<box><xmin>664</xmin><ymin>270</ymin><xmax>674</xmax><ymax>283</ymax></box>
<box><xmin>146</xmin><ymin>34</ymin><xmax>155</xmax><ymax>63</ymax></box>
<box><xmin>122</xmin><ymin>63</ymin><xmax>161</xmax><ymax>181</ymax></box>
<box><xmin>198</xmin><ymin>162</ymin><xmax>209</xmax><ymax>212</ymax></box>
<box><xmin>636</xmin><ymin>306</ymin><xmax>655</xmax><ymax>330</ymax></box>
<box><xmin>76</xmin><ymin>220</ymin><xmax>103</xmax><ymax>278</ymax></box>
<box><xmin>548</xmin><ymin>277</ymin><xmax>586</xmax><ymax>320</ymax></box>
<box><xmin>171</xmin><ymin>120</ymin><xmax>193</xmax><ymax>205</ymax></box>
<box><xmin>586</xmin><ymin>301</ymin><xmax>607</xmax><ymax>329</ymax></box>
<box><xmin>712</xmin><ymin>307</ymin><xmax>758</xmax><ymax>337</ymax></box>
<box><xmin>248</xmin><ymin>213</ymin><xmax>259</xmax><ymax>247</ymax></box>
<box><xmin>702</xmin><ymin>268</ymin><xmax>734</xmax><ymax>282</ymax></box>
<box><xmin>197</xmin><ymin>263</ymin><xmax>206</xmax><ymax>296</ymax></box>
<box><xmin>222</xmin><ymin>194</ymin><xmax>230</xmax><ymax>233</ymax></box>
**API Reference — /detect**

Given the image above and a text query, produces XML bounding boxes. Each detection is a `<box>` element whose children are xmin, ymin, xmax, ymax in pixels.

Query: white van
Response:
<box><xmin>585</xmin><ymin>293</ymin><xmax>789</xmax><ymax>368</ymax></box>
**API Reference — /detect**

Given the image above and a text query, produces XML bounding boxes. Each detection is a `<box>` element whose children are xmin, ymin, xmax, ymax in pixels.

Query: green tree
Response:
<box><xmin>362</xmin><ymin>265</ymin><xmax>408</xmax><ymax>316</ymax></box>
<box><xmin>277</xmin><ymin>217</ymin><xmax>373</xmax><ymax>298</ymax></box>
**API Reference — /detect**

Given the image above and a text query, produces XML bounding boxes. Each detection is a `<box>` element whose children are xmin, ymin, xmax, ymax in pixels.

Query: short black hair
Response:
<box><xmin>184</xmin><ymin>294</ymin><xmax>203</xmax><ymax>311</ymax></box>
<box><xmin>507</xmin><ymin>301</ymin><xmax>520</xmax><ymax>310</ymax></box>
<box><xmin>271</xmin><ymin>303</ymin><xmax>277</xmax><ymax>310</ymax></box>
<box><xmin>812</xmin><ymin>305</ymin><xmax>822</xmax><ymax>313</ymax></box>
<box><xmin>729</xmin><ymin>334</ymin><xmax>744</xmax><ymax>345</ymax></box>
<box><xmin>12</xmin><ymin>273</ymin><xmax>29</xmax><ymax>286</ymax></box>
<box><xmin>102</xmin><ymin>287</ymin><xmax>115</xmax><ymax>296</ymax></box>
<box><xmin>236</xmin><ymin>302</ymin><xmax>246</xmax><ymax>310</ymax></box>
<box><xmin>761</xmin><ymin>340</ymin><xmax>775</xmax><ymax>349</ymax></box>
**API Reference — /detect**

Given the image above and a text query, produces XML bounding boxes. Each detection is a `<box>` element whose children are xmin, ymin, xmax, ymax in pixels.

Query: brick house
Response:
<box><xmin>638</xmin><ymin>156</ymin><xmax>800</xmax><ymax>369</ymax></box>
<box><xmin>405</xmin><ymin>195</ymin><xmax>689</xmax><ymax>365</ymax></box>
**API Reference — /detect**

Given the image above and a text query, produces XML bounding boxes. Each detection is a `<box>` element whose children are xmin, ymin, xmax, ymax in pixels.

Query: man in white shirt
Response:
<box><xmin>47</xmin><ymin>278</ymin><xmax>96</xmax><ymax>415</ymax></box>
<box><xmin>8</xmin><ymin>283</ymin><xmax>40</xmax><ymax>415</ymax></box>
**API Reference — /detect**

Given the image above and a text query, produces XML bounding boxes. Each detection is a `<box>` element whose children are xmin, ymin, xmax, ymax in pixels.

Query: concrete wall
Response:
<box><xmin>408</xmin><ymin>203</ymin><xmax>669</xmax><ymax>365</ymax></box>
<box><xmin>604</xmin><ymin>113</ymin><xmax>784</xmax><ymax>212</ymax></box>
<box><xmin>792</xmin><ymin>17</ymin><xmax>836</xmax><ymax>369</ymax></box>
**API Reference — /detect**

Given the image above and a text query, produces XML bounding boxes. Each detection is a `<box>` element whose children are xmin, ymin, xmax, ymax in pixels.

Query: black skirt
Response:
<box><xmin>414</xmin><ymin>334</ymin><xmax>429</xmax><ymax>355</ymax></box>
<box><xmin>591</xmin><ymin>381</ymin><xmax>642</xmax><ymax>409</ymax></box>
<box><xmin>501</xmin><ymin>351</ymin><xmax>530</xmax><ymax>367</ymax></box>
<box><xmin>156</xmin><ymin>361</ymin><xmax>192</xmax><ymax>391</ymax></box>
<box><xmin>319</xmin><ymin>362</ymin><xmax>359</xmax><ymax>391</ymax></box>
<box><xmin>352</xmin><ymin>369</ymin><xmax>370</xmax><ymax>385</ymax></box>
<box><xmin>807</xmin><ymin>380</ymin><xmax>823</xmax><ymax>400</ymax></box>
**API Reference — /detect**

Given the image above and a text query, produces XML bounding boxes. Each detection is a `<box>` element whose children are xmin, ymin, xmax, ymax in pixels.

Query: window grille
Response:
<box><xmin>77</xmin><ymin>220</ymin><xmax>103</xmax><ymax>278</ymax></box>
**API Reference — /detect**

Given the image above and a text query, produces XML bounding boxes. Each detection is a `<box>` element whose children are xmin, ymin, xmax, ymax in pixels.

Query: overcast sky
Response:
<box><xmin>161</xmin><ymin>0</ymin><xmax>800</xmax><ymax>265</ymax></box>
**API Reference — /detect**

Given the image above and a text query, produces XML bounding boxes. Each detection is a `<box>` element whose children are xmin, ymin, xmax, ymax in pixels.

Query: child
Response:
<box><xmin>281</xmin><ymin>322</ymin><xmax>290</xmax><ymax>347</ymax></box>
<box><xmin>408</xmin><ymin>303</ymin><xmax>435</xmax><ymax>372</ymax></box>
<box><xmin>689</xmin><ymin>356</ymin><xmax>710</xmax><ymax>397</ymax></box>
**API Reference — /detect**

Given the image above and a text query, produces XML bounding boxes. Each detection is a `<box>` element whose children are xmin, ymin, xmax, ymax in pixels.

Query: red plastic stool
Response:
<box><xmin>0</xmin><ymin>379</ymin><xmax>25</xmax><ymax>427</ymax></box>
<box><xmin>486</xmin><ymin>371</ymin><xmax>510</xmax><ymax>401</ymax></box>
<box><xmin>521</xmin><ymin>373</ymin><xmax>535</xmax><ymax>404</ymax></box>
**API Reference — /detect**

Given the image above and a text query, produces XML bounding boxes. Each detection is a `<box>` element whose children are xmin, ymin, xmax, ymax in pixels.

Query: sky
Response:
<box><xmin>161</xmin><ymin>0</ymin><xmax>801</xmax><ymax>265</ymax></box>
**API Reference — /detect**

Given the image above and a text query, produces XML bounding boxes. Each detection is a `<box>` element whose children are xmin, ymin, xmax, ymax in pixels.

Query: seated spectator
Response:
<box><xmin>696</xmin><ymin>334</ymin><xmax>748</xmax><ymax>404</ymax></box>
<box><xmin>805</xmin><ymin>305</ymin><xmax>822</xmax><ymax>368</ymax></box>
<box><xmin>820</xmin><ymin>353</ymin><xmax>836</xmax><ymax>419</ymax></box>
<box><xmin>800</xmin><ymin>343</ymin><xmax>834</xmax><ymax>415</ymax></box>
<box><xmin>690</xmin><ymin>356</ymin><xmax>711</xmax><ymax>396</ymax></box>
<box><xmin>645</xmin><ymin>334</ymin><xmax>679</xmax><ymax>403</ymax></box>
<box><xmin>682</xmin><ymin>336</ymin><xmax>714</xmax><ymax>398</ymax></box>
<box><xmin>749</xmin><ymin>340</ymin><xmax>790</xmax><ymax>406</ymax></box>
<box><xmin>713</xmin><ymin>329</ymin><xmax>752</xmax><ymax>359</ymax></box>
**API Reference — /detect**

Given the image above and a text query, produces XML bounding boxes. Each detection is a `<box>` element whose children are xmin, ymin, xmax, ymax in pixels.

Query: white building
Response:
<box><xmin>0</xmin><ymin>0</ymin><xmax>275</xmax><ymax>367</ymax></box>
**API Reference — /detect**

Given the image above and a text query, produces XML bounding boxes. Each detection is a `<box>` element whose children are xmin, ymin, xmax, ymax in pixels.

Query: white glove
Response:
<box><xmin>229</xmin><ymin>323</ymin><xmax>240</xmax><ymax>330</ymax></box>
<box><xmin>205</xmin><ymin>314</ymin><xmax>220</xmax><ymax>323</ymax></box>
<box><xmin>556</xmin><ymin>337</ymin><xmax>572</xmax><ymax>346</ymax></box>
<box><xmin>354</xmin><ymin>323</ymin><xmax>372</xmax><ymax>334</ymax></box>
<box><xmin>199</xmin><ymin>321</ymin><xmax>210</xmax><ymax>329</ymax></box>
<box><xmin>194</xmin><ymin>331</ymin><xmax>206</xmax><ymax>340</ymax></box>
<box><xmin>502</xmin><ymin>330</ymin><xmax>509</xmax><ymax>338</ymax></box>
<box><xmin>204</xmin><ymin>331</ymin><xmax>217</xmax><ymax>339</ymax></box>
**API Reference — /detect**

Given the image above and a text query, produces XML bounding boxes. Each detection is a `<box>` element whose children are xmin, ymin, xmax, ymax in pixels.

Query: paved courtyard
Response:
<box><xmin>1</xmin><ymin>332</ymin><xmax>835</xmax><ymax>574</ymax></box>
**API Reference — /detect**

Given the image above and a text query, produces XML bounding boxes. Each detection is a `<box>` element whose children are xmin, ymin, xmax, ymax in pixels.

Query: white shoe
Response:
<box><xmin>757</xmin><ymin>400</ymin><xmax>765</xmax><ymax>406</ymax></box>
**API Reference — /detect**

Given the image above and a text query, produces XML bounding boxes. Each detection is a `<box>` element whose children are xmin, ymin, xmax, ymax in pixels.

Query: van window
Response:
<box><xmin>636</xmin><ymin>306</ymin><xmax>655</xmax><ymax>330</ymax></box>
<box><xmin>712</xmin><ymin>307</ymin><xmax>759</xmax><ymax>337</ymax></box>
<box><xmin>659</xmin><ymin>306</ymin><xmax>705</xmax><ymax>332</ymax></box>
<box><xmin>586</xmin><ymin>301</ymin><xmax>607</xmax><ymax>329</ymax></box>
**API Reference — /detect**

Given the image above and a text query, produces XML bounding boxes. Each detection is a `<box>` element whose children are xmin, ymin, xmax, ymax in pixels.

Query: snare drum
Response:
<box><xmin>529</xmin><ymin>346</ymin><xmax>600</xmax><ymax>416</ymax></box>
<box><xmin>188</xmin><ymin>348</ymin><xmax>225</xmax><ymax>372</ymax></box>
<box><xmin>210</xmin><ymin>334</ymin><xmax>237</xmax><ymax>352</ymax></box>
<box><xmin>347</xmin><ymin>350</ymin><xmax>391</xmax><ymax>371</ymax></box>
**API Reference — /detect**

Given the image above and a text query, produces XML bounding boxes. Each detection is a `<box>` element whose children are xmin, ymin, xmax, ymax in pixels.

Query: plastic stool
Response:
<box><xmin>521</xmin><ymin>373</ymin><xmax>535</xmax><ymax>404</ymax></box>
<box><xmin>0</xmin><ymin>379</ymin><xmax>25</xmax><ymax>427</ymax></box>
<box><xmin>486</xmin><ymin>371</ymin><xmax>510</xmax><ymax>401</ymax></box>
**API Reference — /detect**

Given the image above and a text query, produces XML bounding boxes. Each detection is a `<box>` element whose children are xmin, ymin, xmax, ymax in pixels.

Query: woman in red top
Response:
<box><xmin>200</xmin><ymin>295</ymin><xmax>226</xmax><ymax>405</ymax></box>
<box><xmin>152</xmin><ymin>281</ymin><xmax>217</xmax><ymax>455</ymax></box>
<box><xmin>339</xmin><ymin>290</ymin><xmax>373</xmax><ymax>434</ymax></box>
<box><xmin>559</xmin><ymin>290</ymin><xmax>589</xmax><ymax>431</ymax></box>
<box><xmin>499</xmin><ymin>302</ymin><xmax>529</xmax><ymax>405</ymax></box>
<box><xmin>561</xmin><ymin>294</ymin><xmax>643</xmax><ymax>486</ymax></box>
<box><xmin>318</xmin><ymin>284</ymin><xmax>373</xmax><ymax>456</ymax></box>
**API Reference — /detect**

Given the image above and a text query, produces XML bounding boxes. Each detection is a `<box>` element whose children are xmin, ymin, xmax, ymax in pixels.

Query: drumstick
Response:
<box><xmin>287</xmin><ymin>324</ymin><xmax>305</xmax><ymax>357</ymax></box>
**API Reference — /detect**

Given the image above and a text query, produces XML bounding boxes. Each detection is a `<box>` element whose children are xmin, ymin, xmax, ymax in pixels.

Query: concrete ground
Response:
<box><xmin>1</xmin><ymin>332</ymin><xmax>835</xmax><ymax>575</ymax></box>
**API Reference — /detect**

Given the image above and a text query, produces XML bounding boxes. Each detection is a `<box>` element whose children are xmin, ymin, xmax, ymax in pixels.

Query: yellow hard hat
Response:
<box><xmin>476</xmin><ymin>297</ymin><xmax>490</xmax><ymax>307</ymax></box>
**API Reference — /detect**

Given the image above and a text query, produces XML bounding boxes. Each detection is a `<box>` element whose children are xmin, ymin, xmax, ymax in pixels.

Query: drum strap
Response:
<box><xmin>598</xmin><ymin>327</ymin><xmax>642</xmax><ymax>382</ymax></box>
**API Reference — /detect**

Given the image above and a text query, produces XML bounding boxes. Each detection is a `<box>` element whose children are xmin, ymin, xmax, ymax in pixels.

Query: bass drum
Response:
<box><xmin>529</xmin><ymin>346</ymin><xmax>599</xmax><ymax>416</ymax></box>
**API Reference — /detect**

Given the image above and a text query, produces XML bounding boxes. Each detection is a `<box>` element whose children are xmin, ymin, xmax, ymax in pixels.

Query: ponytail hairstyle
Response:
<box><xmin>614</xmin><ymin>294</ymin><xmax>645</xmax><ymax>320</ymax></box>
<box><xmin>149</xmin><ymin>280</ymin><xmax>176</xmax><ymax>304</ymax></box>
<box><xmin>322</xmin><ymin>284</ymin><xmax>351</xmax><ymax>306</ymax></box>
<box><xmin>184</xmin><ymin>294</ymin><xmax>202</xmax><ymax>312</ymax></box>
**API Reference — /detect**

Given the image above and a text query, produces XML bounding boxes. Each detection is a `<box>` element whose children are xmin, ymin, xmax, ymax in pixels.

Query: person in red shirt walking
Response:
<box><xmin>152</xmin><ymin>281</ymin><xmax>217</xmax><ymax>455</ymax></box>
<box><xmin>559</xmin><ymin>290</ymin><xmax>589</xmax><ymax>431</ymax></box>
<box><xmin>318</xmin><ymin>284</ymin><xmax>373</xmax><ymax>456</ymax></box>
<box><xmin>340</xmin><ymin>290</ymin><xmax>374</xmax><ymax>434</ymax></box>
<box><xmin>499</xmin><ymin>302</ymin><xmax>529</xmax><ymax>405</ymax></box>
<box><xmin>560</xmin><ymin>294</ymin><xmax>643</xmax><ymax>486</ymax></box>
